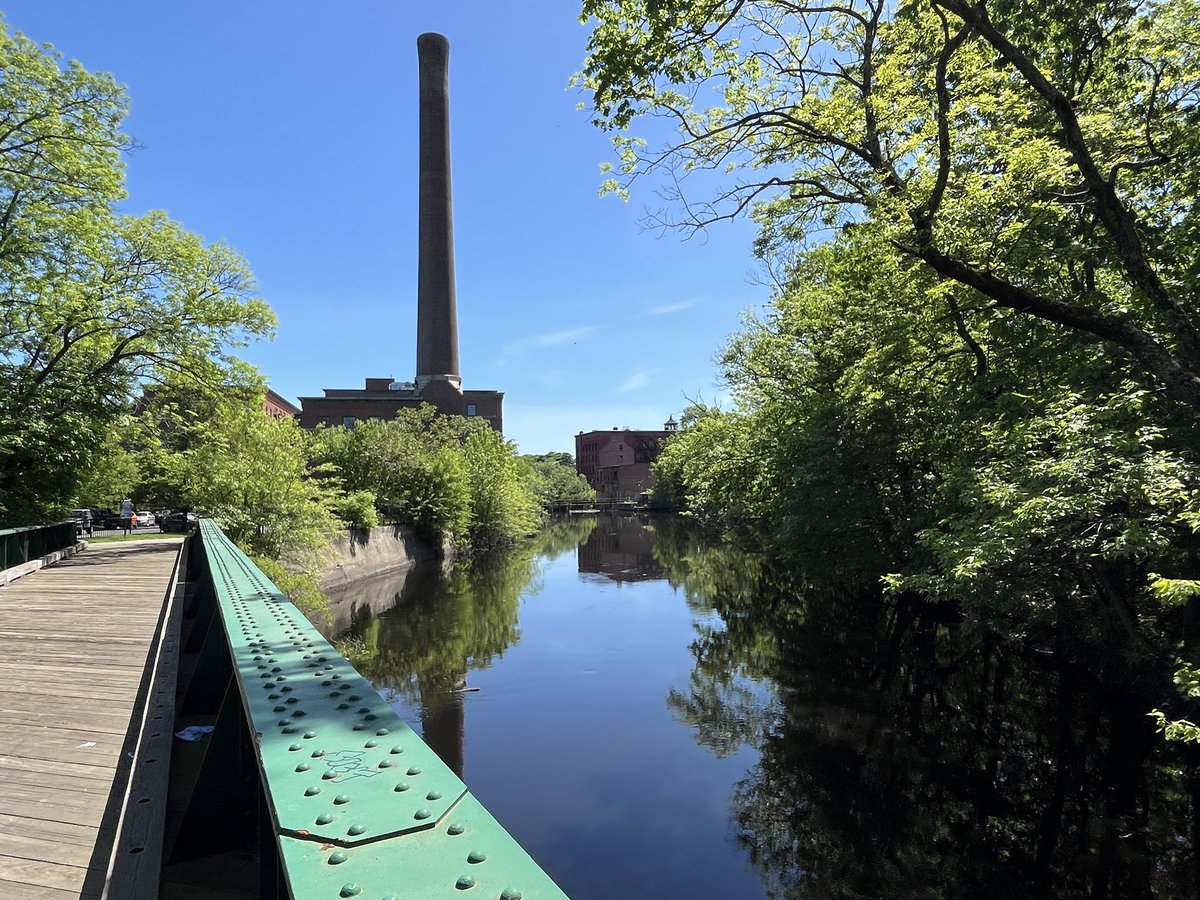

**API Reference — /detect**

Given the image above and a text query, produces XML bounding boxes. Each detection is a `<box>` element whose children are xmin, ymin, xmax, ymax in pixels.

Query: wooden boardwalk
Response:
<box><xmin>0</xmin><ymin>539</ymin><xmax>182</xmax><ymax>899</ymax></box>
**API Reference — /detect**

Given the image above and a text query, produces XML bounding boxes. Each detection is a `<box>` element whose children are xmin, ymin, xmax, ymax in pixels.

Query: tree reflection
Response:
<box><xmin>343</xmin><ymin>518</ymin><xmax>593</xmax><ymax>776</ymax></box>
<box><xmin>653</xmin><ymin>521</ymin><xmax>1197</xmax><ymax>898</ymax></box>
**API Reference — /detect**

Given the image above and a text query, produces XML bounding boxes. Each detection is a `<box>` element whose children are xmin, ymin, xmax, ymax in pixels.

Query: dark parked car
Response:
<box><xmin>160</xmin><ymin>512</ymin><xmax>198</xmax><ymax>534</ymax></box>
<box><xmin>68</xmin><ymin>508</ymin><xmax>93</xmax><ymax>536</ymax></box>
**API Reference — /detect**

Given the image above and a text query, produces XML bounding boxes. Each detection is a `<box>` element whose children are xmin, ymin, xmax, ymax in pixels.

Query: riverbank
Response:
<box><xmin>316</xmin><ymin>524</ymin><xmax>448</xmax><ymax>637</ymax></box>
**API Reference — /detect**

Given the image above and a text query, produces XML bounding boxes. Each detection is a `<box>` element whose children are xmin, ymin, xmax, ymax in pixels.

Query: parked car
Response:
<box><xmin>68</xmin><ymin>508</ymin><xmax>93</xmax><ymax>536</ymax></box>
<box><xmin>160</xmin><ymin>512</ymin><xmax>198</xmax><ymax>533</ymax></box>
<box><xmin>136</xmin><ymin>511</ymin><xmax>156</xmax><ymax>527</ymax></box>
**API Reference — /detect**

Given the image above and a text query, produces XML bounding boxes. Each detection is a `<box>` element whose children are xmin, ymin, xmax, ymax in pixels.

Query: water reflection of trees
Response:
<box><xmin>653</xmin><ymin>519</ymin><xmax>1197</xmax><ymax>898</ymax></box>
<box><xmin>348</xmin><ymin>517</ymin><xmax>595</xmax><ymax>698</ymax></box>
<box><xmin>345</xmin><ymin>520</ymin><xmax>593</xmax><ymax>777</ymax></box>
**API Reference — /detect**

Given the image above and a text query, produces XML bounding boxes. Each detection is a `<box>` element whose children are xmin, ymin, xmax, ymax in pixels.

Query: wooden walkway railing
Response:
<box><xmin>0</xmin><ymin>539</ymin><xmax>183</xmax><ymax>899</ymax></box>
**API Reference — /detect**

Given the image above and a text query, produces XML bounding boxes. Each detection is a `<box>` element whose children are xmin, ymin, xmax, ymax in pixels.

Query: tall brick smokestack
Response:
<box><xmin>416</xmin><ymin>32</ymin><xmax>460</xmax><ymax>390</ymax></box>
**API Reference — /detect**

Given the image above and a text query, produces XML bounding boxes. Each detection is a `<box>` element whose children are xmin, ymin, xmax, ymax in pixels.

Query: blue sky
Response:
<box><xmin>9</xmin><ymin>2</ymin><xmax>767</xmax><ymax>454</ymax></box>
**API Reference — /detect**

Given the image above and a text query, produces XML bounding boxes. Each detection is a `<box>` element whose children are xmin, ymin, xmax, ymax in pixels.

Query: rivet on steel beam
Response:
<box><xmin>500</xmin><ymin>889</ymin><xmax>523</xmax><ymax>900</ymax></box>
<box><xmin>414</xmin><ymin>808</ymin><xmax>432</xmax><ymax>820</ymax></box>
<box><xmin>287</xmin><ymin>697</ymin><xmax>299</xmax><ymax>705</ymax></box>
<box><xmin>304</xmin><ymin>786</ymin><xmax>321</xmax><ymax>796</ymax></box>
<box><xmin>339</xmin><ymin>883</ymin><xmax>361</xmax><ymax>897</ymax></box>
<box><xmin>274</xmin><ymin>705</ymin><xmax>287</xmax><ymax>712</ymax></box>
<box><xmin>304</xmin><ymin>731</ymin><xmax>318</xmax><ymax>739</ymax></box>
<box><xmin>316</xmin><ymin>813</ymin><xmax>335</xmax><ymax>825</ymax></box>
<box><xmin>447</xmin><ymin>823</ymin><xmax>465</xmax><ymax>835</ymax></box>
<box><xmin>390</xmin><ymin>746</ymin><xmax>404</xmax><ymax>754</ymax></box>
<box><xmin>394</xmin><ymin>783</ymin><xmax>411</xmax><ymax>792</ymax></box>
<box><xmin>337</xmin><ymin>703</ymin><xmax>351</xmax><ymax>710</ymax></box>
<box><xmin>322</xmin><ymin>771</ymin><xmax>338</xmax><ymax>780</ymax></box>
<box><xmin>312</xmin><ymin>749</ymin><xmax>326</xmax><ymax>758</ymax></box>
<box><xmin>347</xmin><ymin>824</ymin><xmax>365</xmax><ymax>836</ymax></box>
<box><xmin>348</xmin><ymin>695</ymin><xmax>362</xmax><ymax>702</ymax></box>
<box><xmin>376</xmin><ymin>728</ymin><xmax>390</xmax><ymax>736</ymax></box>
<box><xmin>427</xmin><ymin>790</ymin><xmax>442</xmax><ymax>800</ymax></box>
<box><xmin>379</xmin><ymin>759</ymin><xmax>394</xmax><ymax>768</ymax></box>
<box><xmin>296</xmin><ymin>763</ymin><xmax>311</xmax><ymax>772</ymax></box>
<box><xmin>289</xmin><ymin>744</ymin><xmax>303</xmax><ymax>751</ymax></box>
<box><xmin>455</xmin><ymin>875</ymin><xmax>475</xmax><ymax>890</ymax></box>
<box><xmin>467</xmin><ymin>850</ymin><xmax>487</xmax><ymax>864</ymax></box>
<box><xmin>353</xmin><ymin>723</ymin><xmax>367</xmax><ymax>731</ymax></box>
<box><xmin>328</xmin><ymin>851</ymin><xmax>348</xmax><ymax>865</ymax></box>
<box><xmin>407</xmin><ymin>766</ymin><xmax>422</xmax><ymax>776</ymax></box>
<box><xmin>364</xmin><ymin>740</ymin><xmax>378</xmax><ymax>748</ymax></box>
<box><xmin>334</xmin><ymin>794</ymin><xmax>351</xmax><ymax>805</ymax></box>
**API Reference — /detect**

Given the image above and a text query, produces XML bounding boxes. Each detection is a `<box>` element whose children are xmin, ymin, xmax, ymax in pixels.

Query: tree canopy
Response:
<box><xmin>580</xmin><ymin>0</ymin><xmax>1200</xmax><ymax>408</ymax></box>
<box><xmin>0</xmin><ymin>24</ymin><xmax>273</xmax><ymax>524</ymax></box>
<box><xmin>585</xmin><ymin>1</ymin><xmax>1200</xmax><ymax>739</ymax></box>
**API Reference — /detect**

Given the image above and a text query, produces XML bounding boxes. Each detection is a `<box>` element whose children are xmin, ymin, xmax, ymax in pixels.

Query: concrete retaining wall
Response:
<box><xmin>316</xmin><ymin>525</ymin><xmax>449</xmax><ymax>637</ymax></box>
<box><xmin>320</xmin><ymin>524</ymin><xmax>445</xmax><ymax>590</ymax></box>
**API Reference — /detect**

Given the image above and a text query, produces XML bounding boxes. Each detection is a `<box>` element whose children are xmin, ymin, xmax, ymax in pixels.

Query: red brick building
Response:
<box><xmin>575</xmin><ymin>417</ymin><xmax>678</xmax><ymax>501</ymax></box>
<box><xmin>264</xmin><ymin>389</ymin><xmax>301</xmax><ymax>419</ymax></box>
<box><xmin>296</xmin><ymin>378</ymin><xmax>502</xmax><ymax>432</ymax></box>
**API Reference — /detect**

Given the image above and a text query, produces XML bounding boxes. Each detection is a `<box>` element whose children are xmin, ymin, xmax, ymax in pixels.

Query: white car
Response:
<box><xmin>136</xmin><ymin>511</ymin><xmax>156</xmax><ymax>527</ymax></box>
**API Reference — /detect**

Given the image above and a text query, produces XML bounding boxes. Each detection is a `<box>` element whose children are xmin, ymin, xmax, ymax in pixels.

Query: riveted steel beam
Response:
<box><xmin>194</xmin><ymin>520</ymin><xmax>568</xmax><ymax>899</ymax></box>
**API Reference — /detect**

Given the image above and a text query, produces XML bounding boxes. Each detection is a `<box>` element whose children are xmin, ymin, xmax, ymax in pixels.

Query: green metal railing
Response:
<box><xmin>177</xmin><ymin>520</ymin><xmax>568</xmax><ymax>899</ymax></box>
<box><xmin>0</xmin><ymin>522</ymin><xmax>77</xmax><ymax>571</ymax></box>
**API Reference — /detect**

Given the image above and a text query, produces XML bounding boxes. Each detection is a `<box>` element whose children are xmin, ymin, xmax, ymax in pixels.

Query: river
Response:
<box><xmin>328</xmin><ymin>515</ymin><xmax>1197</xmax><ymax>899</ymax></box>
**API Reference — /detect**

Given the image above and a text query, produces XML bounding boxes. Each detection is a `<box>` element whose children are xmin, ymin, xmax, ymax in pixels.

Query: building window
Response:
<box><xmin>466</xmin><ymin>404</ymin><xmax>477</xmax><ymax>417</ymax></box>
<box><xmin>369</xmin><ymin>416</ymin><xmax>382</xmax><ymax>422</ymax></box>
<box><xmin>343</xmin><ymin>416</ymin><xmax>356</xmax><ymax>429</ymax></box>
<box><xmin>316</xmin><ymin>415</ymin><xmax>328</xmax><ymax>426</ymax></box>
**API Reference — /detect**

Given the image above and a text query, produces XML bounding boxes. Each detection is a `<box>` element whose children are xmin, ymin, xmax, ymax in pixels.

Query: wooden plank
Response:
<box><xmin>0</xmin><ymin>813</ymin><xmax>106</xmax><ymax>847</ymax></box>
<box><xmin>0</xmin><ymin>853</ymin><xmax>98</xmax><ymax>892</ymax></box>
<box><xmin>102</xmin><ymin>540</ymin><xmax>188</xmax><ymax>900</ymax></box>
<box><xmin>0</xmin><ymin>875</ymin><xmax>97</xmax><ymax>899</ymax></box>
<box><xmin>0</xmin><ymin>829</ymin><xmax>96</xmax><ymax>867</ymax></box>
<box><xmin>0</xmin><ymin>753</ymin><xmax>118</xmax><ymax>782</ymax></box>
<box><xmin>0</xmin><ymin>539</ymin><xmax>181</xmax><ymax>895</ymax></box>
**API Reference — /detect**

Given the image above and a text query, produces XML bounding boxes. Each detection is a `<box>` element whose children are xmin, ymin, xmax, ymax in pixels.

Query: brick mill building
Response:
<box><xmin>297</xmin><ymin>33</ymin><xmax>503</xmax><ymax>433</ymax></box>
<box><xmin>575</xmin><ymin>417</ymin><xmax>678</xmax><ymax>501</ymax></box>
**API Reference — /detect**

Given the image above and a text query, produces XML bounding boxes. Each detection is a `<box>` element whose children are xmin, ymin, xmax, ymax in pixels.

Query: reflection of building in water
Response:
<box><xmin>575</xmin><ymin>417</ymin><xmax>678</xmax><ymax>501</ymax></box>
<box><xmin>577</xmin><ymin>517</ymin><xmax>665</xmax><ymax>582</ymax></box>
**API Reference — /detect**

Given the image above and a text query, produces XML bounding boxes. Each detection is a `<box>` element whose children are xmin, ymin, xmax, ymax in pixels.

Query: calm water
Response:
<box><xmin>331</xmin><ymin>516</ymin><xmax>1198</xmax><ymax>899</ymax></box>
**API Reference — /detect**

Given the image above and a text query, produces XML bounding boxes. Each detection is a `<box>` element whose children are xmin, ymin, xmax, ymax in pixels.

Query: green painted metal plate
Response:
<box><xmin>196</xmin><ymin>522</ymin><xmax>568</xmax><ymax>898</ymax></box>
<box><xmin>279</xmin><ymin>791</ymin><xmax>567</xmax><ymax>900</ymax></box>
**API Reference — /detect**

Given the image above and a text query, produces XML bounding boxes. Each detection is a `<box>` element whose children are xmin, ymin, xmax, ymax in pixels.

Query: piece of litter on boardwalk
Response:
<box><xmin>175</xmin><ymin>725</ymin><xmax>215</xmax><ymax>742</ymax></box>
<box><xmin>76</xmin><ymin>741</ymin><xmax>96</xmax><ymax>748</ymax></box>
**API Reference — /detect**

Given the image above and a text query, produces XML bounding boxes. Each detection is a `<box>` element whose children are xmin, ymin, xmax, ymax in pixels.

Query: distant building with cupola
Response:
<box><xmin>575</xmin><ymin>417</ymin><xmax>678</xmax><ymax>501</ymax></box>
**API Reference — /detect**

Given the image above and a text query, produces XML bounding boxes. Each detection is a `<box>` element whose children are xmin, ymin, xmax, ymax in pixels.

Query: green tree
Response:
<box><xmin>0</xmin><ymin>24</ymin><xmax>273</xmax><ymax>523</ymax></box>
<box><xmin>520</xmin><ymin>451</ymin><xmax>596</xmax><ymax>502</ymax></box>
<box><xmin>580</xmin><ymin>0</ymin><xmax>1200</xmax><ymax>409</ymax></box>
<box><xmin>311</xmin><ymin>407</ymin><xmax>543</xmax><ymax>548</ymax></box>
<box><xmin>180</xmin><ymin>399</ymin><xmax>339</xmax><ymax>563</ymax></box>
<box><xmin>586</xmin><ymin>1</ymin><xmax>1200</xmax><ymax>738</ymax></box>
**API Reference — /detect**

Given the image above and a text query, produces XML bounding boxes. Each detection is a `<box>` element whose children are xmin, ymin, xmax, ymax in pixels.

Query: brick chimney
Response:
<box><xmin>415</xmin><ymin>32</ymin><xmax>461</xmax><ymax>392</ymax></box>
